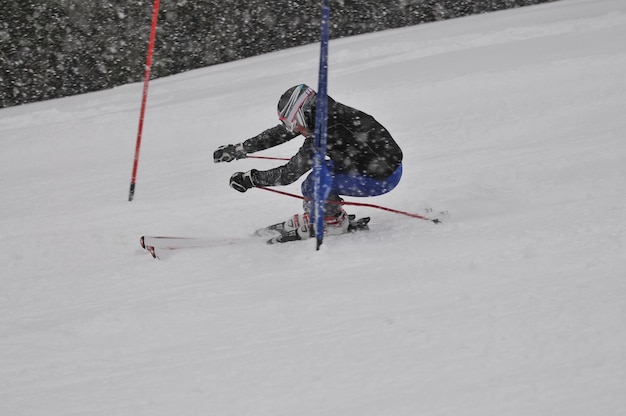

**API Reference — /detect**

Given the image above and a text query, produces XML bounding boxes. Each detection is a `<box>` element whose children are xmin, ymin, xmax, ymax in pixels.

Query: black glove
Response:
<box><xmin>214</xmin><ymin>143</ymin><xmax>246</xmax><ymax>163</ymax></box>
<box><xmin>230</xmin><ymin>170</ymin><xmax>257</xmax><ymax>193</ymax></box>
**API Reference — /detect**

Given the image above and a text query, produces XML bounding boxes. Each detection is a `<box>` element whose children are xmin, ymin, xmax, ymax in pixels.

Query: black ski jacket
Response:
<box><xmin>243</xmin><ymin>97</ymin><xmax>403</xmax><ymax>187</ymax></box>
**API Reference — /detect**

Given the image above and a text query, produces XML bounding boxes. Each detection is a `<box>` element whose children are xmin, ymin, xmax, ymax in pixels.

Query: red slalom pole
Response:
<box><xmin>257</xmin><ymin>187</ymin><xmax>441</xmax><ymax>223</ymax></box>
<box><xmin>129</xmin><ymin>0</ymin><xmax>161</xmax><ymax>201</ymax></box>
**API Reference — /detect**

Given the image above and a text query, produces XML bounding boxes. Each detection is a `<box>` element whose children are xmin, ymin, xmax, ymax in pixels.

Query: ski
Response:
<box><xmin>256</xmin><ymin>215</ymin><xmax>371</xmax><ymax>245</ymax></box>
<box><xmin>140</xmin><ymin>235</ymin><xmax>245</xmax><ymax>259</ymax></box>
<box><xmin>139</xmin><ymin>216</ymin><xmax>371</xmax><ymax>258</ymax></box>
<box><xmin>268</xmin><ymin>216</ymin><xmax>371</xmax><ymax>244</ymax></box>
<box><xmin>139</xmin><ymin>209</ymin><xmax>447</xmax><ymax>259</ymax></box>
<box><xmin>140</xmin><ymin>235</ymin><xmax>243</xmax><ymax>250</ymax></box>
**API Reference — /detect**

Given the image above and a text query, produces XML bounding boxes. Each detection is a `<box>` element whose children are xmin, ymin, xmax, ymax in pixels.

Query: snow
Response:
<box><xmin>1</xmin><ymin>0</ymin><xmax>625</xmax><ymax>414</ymax></box>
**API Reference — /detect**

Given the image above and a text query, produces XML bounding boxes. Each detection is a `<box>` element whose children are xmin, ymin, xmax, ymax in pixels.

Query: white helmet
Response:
<box><xmin>277</xmin><ymin>84</ymin><xmax>316</xmax><ymax>132</ymax></box>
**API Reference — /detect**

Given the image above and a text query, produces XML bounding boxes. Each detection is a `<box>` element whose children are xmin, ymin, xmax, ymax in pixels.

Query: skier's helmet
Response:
<box><xmin>277</xmin><ymin>84</ymin><xmax>316</xmax><ymax>132</ymax></box>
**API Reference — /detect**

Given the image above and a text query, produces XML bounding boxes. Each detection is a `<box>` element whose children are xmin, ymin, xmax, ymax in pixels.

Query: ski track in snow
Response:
<box><xmin>1</xmin><ymin>1</ymin><xmax>625</xmax><ymax>415</ymax></box>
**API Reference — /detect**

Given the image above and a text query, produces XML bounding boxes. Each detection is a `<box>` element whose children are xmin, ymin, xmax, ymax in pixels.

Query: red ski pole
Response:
<box><xmin>257</xmin><ymin>187</ymin><xmax>441</xmax><ymax>223</ymax></box>
<box><xmin>246</xmin><ymin>155</ymin><xmax>290</xmax><ymax>161</ymax></box>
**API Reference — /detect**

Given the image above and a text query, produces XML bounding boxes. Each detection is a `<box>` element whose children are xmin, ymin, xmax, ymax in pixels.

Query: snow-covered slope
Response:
<box><xmin>1</xmin><ymin>0</ymin><xmax>625</xmax><ymax>414</ymax></box>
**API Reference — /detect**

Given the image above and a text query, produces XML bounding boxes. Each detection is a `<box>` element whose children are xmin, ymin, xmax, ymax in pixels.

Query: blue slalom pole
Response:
<box><xmin>312</xmin><ymin>0</ymin><xmax>331</xmax><ymax>250</ymax></box>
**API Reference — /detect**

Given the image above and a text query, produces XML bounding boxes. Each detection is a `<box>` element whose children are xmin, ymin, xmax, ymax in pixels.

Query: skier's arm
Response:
<box><xmin>229</xmin><ymin>137</ymin><xmax>314</xmax><ymax>192</ymax></box>
<box><xmin>214</xmin><ymin>124</ymin><xmax>298</xmax><ymax>163</ymax></box>
<box><xmin>251</xmin><ymin>137</ymin><xmax>314</xmax><ymax>186</ymax></box>
<box><xmin>242</xmin><ymin>124</ymin><xmax>298</xmax><ymax>153</ymax></box>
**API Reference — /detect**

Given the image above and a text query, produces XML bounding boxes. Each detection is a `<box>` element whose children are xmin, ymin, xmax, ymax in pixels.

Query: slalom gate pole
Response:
<box><xmin>312</xmin><ymin>0</ymin><xmax>331</xmax><ymax>250</ymax></box>
<box><xmin>257</xmin><ymin>187</ymin><xmax>441</xmax><ymax>223</ymax></box>
<box><xmin>128</xmin><ymin>0</ymin><xmax>161</xmax><ymax>202</ymax></box>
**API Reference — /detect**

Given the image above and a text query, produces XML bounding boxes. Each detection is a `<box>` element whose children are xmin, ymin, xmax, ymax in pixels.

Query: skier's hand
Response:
<box><xmin>230</xmin><ymin>170</ymin><xmax>257</xmax><ymax>193</ymax></box>
<box><xmin>214</xmin><ymin>144</ymin><xmax>246</xmax><ymax>163</ymax></box>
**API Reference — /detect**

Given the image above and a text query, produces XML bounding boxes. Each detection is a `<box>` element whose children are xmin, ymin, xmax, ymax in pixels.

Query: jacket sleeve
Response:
<box><xmin>251</xmin><ymin>136</ymin><xmax>315</xmax><ymax>187</ymax></box>
<box><xmin>242</xmin><ymin>124</ymin><xmax>299</xmax><ymax>153</ymax></box>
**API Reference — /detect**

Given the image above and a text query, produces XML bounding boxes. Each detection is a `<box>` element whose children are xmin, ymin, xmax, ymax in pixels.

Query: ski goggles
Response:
<box><xmin>278</xmin><ymin>85</ymin><xmax>315</xmax><ymax>132</ymax></box>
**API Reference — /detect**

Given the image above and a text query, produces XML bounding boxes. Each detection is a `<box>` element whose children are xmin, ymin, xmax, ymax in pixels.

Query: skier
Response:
<box><xmin>213</xmin><ymin>84</ymin><xmax>403</xmax><ymax>243</ymax></box>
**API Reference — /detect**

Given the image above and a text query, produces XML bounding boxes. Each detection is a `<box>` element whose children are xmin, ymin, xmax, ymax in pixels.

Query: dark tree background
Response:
<box><xmin>0</xmin><ymin>0</ymin><xmax>556</xmax><ymax>108</ymax></box>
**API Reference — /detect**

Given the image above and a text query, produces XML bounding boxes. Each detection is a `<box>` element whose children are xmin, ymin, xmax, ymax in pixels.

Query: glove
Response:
<box><xmin>230</xmin><ymin>170</ymin><xmax>257</xmax><ymax>193</ymax></box>
<box><xmin>214</xmin><ymin>143</ymin><xmax>246</xmax><ymax>163</ymax></box>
